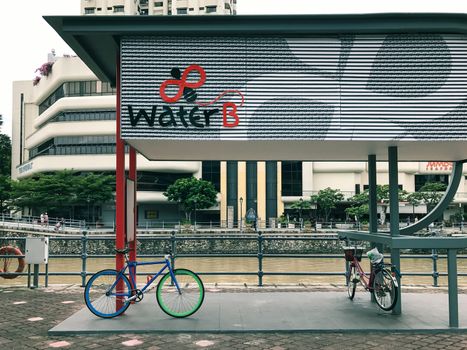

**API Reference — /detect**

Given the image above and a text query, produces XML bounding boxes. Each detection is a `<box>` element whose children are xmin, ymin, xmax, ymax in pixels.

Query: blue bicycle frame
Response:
<box><xmin>109</xmin><ymin>255</ymin><xmax>181</xmax><ymax>300</ymax></box>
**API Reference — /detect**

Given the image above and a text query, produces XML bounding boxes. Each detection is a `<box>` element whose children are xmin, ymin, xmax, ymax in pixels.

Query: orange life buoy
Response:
<box><xmin>0</xmin><ymin>246</ymin><xmax>25</xmax><ymax>279</ymax></box>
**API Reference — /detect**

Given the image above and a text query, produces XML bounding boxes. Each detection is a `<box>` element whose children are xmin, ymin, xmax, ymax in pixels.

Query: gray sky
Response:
<box><xmin>1</xmin><ymin>0</ymin><xmax>467</xmax><ymax>137</ymax></box>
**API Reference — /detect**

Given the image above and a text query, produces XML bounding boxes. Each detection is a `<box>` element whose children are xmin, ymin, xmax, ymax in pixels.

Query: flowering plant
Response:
<box><xmin>33</xmin><ymin>76</ymin><xmax>41</xmax><ymax>86</ymax></box>
<box><xmin>35</xmin><ymin>62</ymin><xmax>54</xmax><ymax>76</ymax></box>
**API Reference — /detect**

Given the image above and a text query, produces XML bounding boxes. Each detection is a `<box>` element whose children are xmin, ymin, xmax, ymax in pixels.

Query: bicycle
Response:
<box><xmin>84</xmin><ymin>247</ymin><xmax>204</xmax><ymax>318</ymax></box>
<box><xmin>343</xmin><ymin>245</ymin><xmax>400</xmax><ymax>311</ymax></box>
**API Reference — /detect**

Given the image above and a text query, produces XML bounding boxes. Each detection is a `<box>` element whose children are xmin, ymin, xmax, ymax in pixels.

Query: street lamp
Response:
<box><xmin>299</xmin><ymin>197</ymin><xmax>303</xmax><ymax>231</ymax></box>
<box><xmin>239</xmin><ymin>197</ymin><xmax>243</xmax><ymax>232</ymax></box>
<box><xmin>193</xmin><ymin>199</ymin><xmax>197</xmax><ymax>232</ymax></box>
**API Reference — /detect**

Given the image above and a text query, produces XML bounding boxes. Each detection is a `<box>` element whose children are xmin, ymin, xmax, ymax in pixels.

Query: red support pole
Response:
<box><xmin>115</xmin><ymin>55</ymin><xmax>126</xmax><ymax>310</ymax></box>
<box><xmin>128</xmin><ymin>147</ymin><xmax>137</xmax><ymax>285</ymax></box>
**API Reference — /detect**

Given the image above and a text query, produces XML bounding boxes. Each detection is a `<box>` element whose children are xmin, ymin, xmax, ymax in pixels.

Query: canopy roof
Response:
<box><xmin>45</xmin><ymin>14</ymin><xmax>467</xmax><ymax>161</ymax></box>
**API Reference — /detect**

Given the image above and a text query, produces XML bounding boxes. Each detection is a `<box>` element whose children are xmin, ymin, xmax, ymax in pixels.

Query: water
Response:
<box><xmin>1</xmin><ymin>256</ymin><xmax>466</xmax><ymax>287</ymax></box>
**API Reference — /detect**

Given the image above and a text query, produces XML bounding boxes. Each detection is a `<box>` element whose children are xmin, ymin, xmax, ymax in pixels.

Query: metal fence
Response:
<box><xmin>1</xmin><ymin>232</ymin><xmax>466</xmax><ymax>288</ymax></box>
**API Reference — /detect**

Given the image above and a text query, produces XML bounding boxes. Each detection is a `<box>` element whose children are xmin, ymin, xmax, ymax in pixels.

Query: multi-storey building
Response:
<box><xmin>10</xmin><ymin>3</ymin><xmax>467</xmax><ymax>227</ymax></box>
<box><xmin>80</xmin><ymin>0</ymin><xmax>236</xmax><ymax>16</ymax></box>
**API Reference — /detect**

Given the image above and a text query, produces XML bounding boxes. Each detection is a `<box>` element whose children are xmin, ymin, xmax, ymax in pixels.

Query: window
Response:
<box><xmin>189</xmin><ymin>7</ymin><xmax>194</xmax><ymax>11</ymax></box>
<box><xmin>199</xmin><ymin>7</ymin><xmax>204</xmax><ymax>10</ymax></box>
<box><xmin>154</xmin><ymin>1</ymin><xmax>163</xmax><ymax>6</ymax></box>
<box><xmin>140</xmin><ymin>9</ymin><xmax>149</xmax><ymax>15</ymax></box>
<box><xmin>415</xmin><ymin>175</ymin><xmax>449</xmax><ymax>191</ymax></box>
<box><xmin>202</xmin><ymin>161</ymin><xmax>220</xmax><ymax>192</ymax></box>
<box><xmin>48</xmin><ymin>110</ymin><xmax>116</xmax><ymax>124</ymax></box>
<box><xmin>281</xmin><ymin>161</ymin><xmax>302</xmax><ymax>196</ymax></box>
<box><xmin>84</xmin><ymin>7</ymin><xmax>95</xmax><ymax>14</ymax></box>
<box><xmin>29</xmin><ymin>135</ymin><xmax>117</xmax><ymax>160</ymax></box>
<box><xmin>114</xmin><ymin>5</ymin><xmax>124</xmax><ymax>12</ymax></box>
<box><xmin>205</xmin><ymin>5</ymin><xmax>217</xmax><ymax>13</ymax></box>
<box><xmin>225</xmin><ymin>3</ymin><xmax>230</xmax><ymax>10</ymax></box>
<box><xmin>39</xmin><ymin>81</ymin><xmax>114</xmax><ymax>114</ymax></box>
<box><xmin>177</xmin><ymin>7</ymin><xmax>187</xmax><ymax>14</ymax></box>
<box><xmin>97</xmin><ymin>7</ymin><xmax>101</xmax><ymax>11</ymax></box>
<box><xmin>107</xmin><ymin>7</ymin><xmax>112</xmax><ymax>10</ymax></box>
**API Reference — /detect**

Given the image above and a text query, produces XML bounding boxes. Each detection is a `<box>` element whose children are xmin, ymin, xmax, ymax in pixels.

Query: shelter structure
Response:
<box><xmin>47</xmin><ymin>13</ymin><xmax>467</xmax><ymax>327</ymax></box>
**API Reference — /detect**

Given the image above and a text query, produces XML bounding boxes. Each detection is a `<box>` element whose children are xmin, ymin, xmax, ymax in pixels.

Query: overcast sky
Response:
<box><xmin>1</xmin><ymin>0</ymin><xmax>467</xmax><ymax>136</ymax></box>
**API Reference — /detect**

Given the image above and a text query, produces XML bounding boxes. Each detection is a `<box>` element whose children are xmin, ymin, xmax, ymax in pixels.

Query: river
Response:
<box><xmin>1</xmin><ymin>256</ymin><xmax>466</xmax><ymax>287</ymax></box>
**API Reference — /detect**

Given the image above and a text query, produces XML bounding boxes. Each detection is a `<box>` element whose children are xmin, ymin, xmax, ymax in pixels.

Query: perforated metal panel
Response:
<box><xmin>120</xmin><ymin>34</ymin><xmax>467</xmax><ymax>141</ymax></box>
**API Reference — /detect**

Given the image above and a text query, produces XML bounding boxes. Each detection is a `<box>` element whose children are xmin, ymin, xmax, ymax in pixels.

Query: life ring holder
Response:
<box><xmin>0</xmin><ymin>246</ymin><xmax>26</xmax><ymax>279</ymax></box>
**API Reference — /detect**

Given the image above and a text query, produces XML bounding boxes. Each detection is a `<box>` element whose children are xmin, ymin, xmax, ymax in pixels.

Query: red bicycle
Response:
<box><xmin>344</xmin><ymin>246</ymin><xmax>399</xmax><ymax>311</ymax></box>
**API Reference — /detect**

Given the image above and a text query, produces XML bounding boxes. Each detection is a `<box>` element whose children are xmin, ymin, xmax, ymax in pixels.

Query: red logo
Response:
<box><xmin>159</xmin><ymin>65</ymin><xmax>244</xmax><ymax>128</ymax></box>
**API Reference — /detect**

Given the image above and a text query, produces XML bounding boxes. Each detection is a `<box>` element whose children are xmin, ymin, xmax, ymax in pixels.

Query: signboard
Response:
<box><xmin>121</xmin><ymin>34</ymin><xmax>467</xmax><ymax>142</ymax></box>
<box><xmin>126</xmin><ymin>179</ymin><xmax>135</xmax><ymax>243</ymax></box>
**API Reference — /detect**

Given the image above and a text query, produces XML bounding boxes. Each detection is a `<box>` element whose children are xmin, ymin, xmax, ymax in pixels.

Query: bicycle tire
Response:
<box><xmin>156</xmin><ymin>268</ymin><xmax>204</xmax><ymax>318</ymax></box>
<box><xmin>346</xmin><ymin>265</ymin><xmax>357</xmax><ymax>300</ymax></box>
<box><xmin>372</xmin><ymin>268</ymin><xmax>398</xmax><ymax>311</ymax></box>
<box><xmin>84</xmin><ymin>269</ymin><xmax>132</xmax><ymax>318</ymax></box>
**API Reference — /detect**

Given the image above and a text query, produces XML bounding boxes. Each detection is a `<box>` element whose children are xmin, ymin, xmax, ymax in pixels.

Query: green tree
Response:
<box><xmin>0</xmin><ymin>134</ymin><xmax>11</xmax><ymax>176</ymax></box>
<box><xmin>406</xmin><ymin>191</ymin><xmax>423</xmax><ymax>220</ymax></box>
<box><xmin>74</xmin><ymin>173</ymin><xmax>115</xmax><ymax>221</ymax></box>
<box><xmin>164</xmin><ymin>177</ymin><xmax>217</xmax><ymax>222</ymax></box>
<box><xmin>10</xmin><ymin>170</ymin><xmax>115</xmax><ymax>218</ymax></box>
<box><xmin>289</xmin><ymin>199</ymin><xmax>314</xmax><ymax>223</ymax></box>
<box><xmin>311</xmin><ymin>188</ymin><xmax>344</xmax><ymax>222</ymax></box>
<box><xmin>418</xmin><ymin>182</ymin><xmax>447</xmax><ymax>210</ymax></box>
<box><xmin>0</xmin><ymin>175</ymin><xmax>12</xmax><ymax>213</ymax></box>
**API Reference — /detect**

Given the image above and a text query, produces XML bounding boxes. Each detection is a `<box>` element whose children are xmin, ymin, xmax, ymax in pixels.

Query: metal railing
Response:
<box><xmin>1</xmin><ymin>232</ymin><xmax>465</xmax><ymax>288</ymax></box>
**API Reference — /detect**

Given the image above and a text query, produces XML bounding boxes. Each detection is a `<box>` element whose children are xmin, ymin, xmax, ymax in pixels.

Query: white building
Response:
<box><xmin>10</xmin><ymin>4</ymin><xmax>467</xmax><ymax>227</ymax></box>
<box><xmin>81</xmin><ymin>0</ymin><xmax>236</xmax><ymax>16</ymax></box>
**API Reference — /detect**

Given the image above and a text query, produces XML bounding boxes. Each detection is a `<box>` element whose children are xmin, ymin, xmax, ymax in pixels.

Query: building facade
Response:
<box><xmin>80</xmin><ymin>0</ymin><xmax>236</xmax><ymax>16</ymax></box>
<box><xmin>10</xmin><ymin>7</ymin><xmax>467</xmax><ymax>228</ymax></box>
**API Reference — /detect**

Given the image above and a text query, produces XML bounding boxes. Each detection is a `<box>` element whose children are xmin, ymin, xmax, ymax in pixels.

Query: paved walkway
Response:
<box><xmin>1</xmin><ymin>284</ymin><xmax>467</xmax><ymax>349</ymax></box>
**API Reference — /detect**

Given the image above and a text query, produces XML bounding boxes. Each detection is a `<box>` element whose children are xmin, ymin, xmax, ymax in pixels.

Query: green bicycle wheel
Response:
<box><xmin>156</xmin><ymin>269</ymin><xmax>204</xmax><ymax>318</ymax></box>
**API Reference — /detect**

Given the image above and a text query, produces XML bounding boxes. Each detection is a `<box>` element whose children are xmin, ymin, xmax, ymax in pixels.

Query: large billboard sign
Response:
<box><xmin>120</xmin><ymin>34</ymin><xmax>467</xmax><ymax>160</ymax></box>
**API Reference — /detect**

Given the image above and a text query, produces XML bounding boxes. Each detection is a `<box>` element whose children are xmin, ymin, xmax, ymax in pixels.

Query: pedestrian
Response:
<box><xmin>54</xmin><ymin>218</ymin><xmax>64</xmax><ymax>232</ymax></box>
<box><xmin>40</xmin><ymin>213</ymin><xmax>44</xmax><ymax>226</ymax></box>
<box><xmin>44</xmin><ymin>212</ymin><xmax>49</xmax><ymax>227</ymax></box>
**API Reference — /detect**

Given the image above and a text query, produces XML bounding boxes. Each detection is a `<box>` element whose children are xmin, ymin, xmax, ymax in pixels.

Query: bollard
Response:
<box><xmin>258</xmin><ymin>231</ymin><xmax>263</xmax><ymax>286</ymax></box>
<box><xmin>81</xmin><ymin>230</ymin><xmax>88</xmax><ymax>287</ymax></box>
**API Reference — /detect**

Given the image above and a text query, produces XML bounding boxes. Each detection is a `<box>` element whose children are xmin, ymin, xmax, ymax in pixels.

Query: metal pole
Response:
<box><xmin>368</xmin><ymin>155</ymin><xmax>378</xmax><ymax>234</ymax></box>
<box><xmin>45</xmin><ymin>263</ymin><xmax>49</xmax><ymax>288</ymax></box>
<box><xmin>432</xmin><ymin>248</ymin><xmax>439</xmax><ymax>287</ymax></box>
<box><xmin>170</xmin><ymin>231</ymin><xmax>176</xmax><ymax>270</ymax></box>
<box><xmin>81</xmin><ymin>230</ymin><xmax>88</xmax><ymax>287</ymax></box>
<box><xmin>32</xmin><ymin>264</ymin><xmax>39</xmax><ymax>289</ymax></box>
<box><xmin>447</xmin><ymin>249</ymin><xmax>459</xmax><ymax>328</ymax></box>
<box><xmin>257</xmin><ymin>231</ymin><xmax>263</xmax><ymax>286</ymax></box>
<box><xmin>388</xmin><ymin>146</ymin><xmax>402</xmax><ymax>315</ymax></box>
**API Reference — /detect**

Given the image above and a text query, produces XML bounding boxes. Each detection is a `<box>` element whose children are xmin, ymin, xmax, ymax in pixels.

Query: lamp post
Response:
<box><xmin>239</xmin><ymin>197</ymin><xmax>243</xmax><ymax>233</ymax></box>
<box><xmin>193</xmin><ymin>199</ymin><xmax>197</xmax><ymax>232</ymax></box>
<box><xmin>459</xmin><ymin>203</ymin><xmax>463</xmax><ymax>233</ymax></box>
<box><xmin>299</xmin><ymin>197</ymin><xmax>303</xmax><ymax>231</ymax></box>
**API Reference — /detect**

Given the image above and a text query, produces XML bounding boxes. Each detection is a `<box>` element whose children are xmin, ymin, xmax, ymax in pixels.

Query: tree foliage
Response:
<box><xmin>10</xmin><ymin>170</ymin><xmax>114</xmax><ymax>218</ymax></box>
<box><xmin>0</xmin><ymin>175</ymin><xmax>12</xmax><ymax>213</ymax></box>
<box><xmin>163</xmin><ymin>177</ymin><xmax>217</xmax><ymax>221</ymax></box>
<box><xmin>310</xmin><ymin>187</ymin><xmax>344</xmax><ymax>222</ymax></box>
<box><xmin>0</xmin><ymin>134</ymin><xmax>11</xmax><ymax>176</ymax></box>
<box><xmin>417</xmin><ymin>182</ymin><xmax>447</xmax><ymax>209</ymax></box>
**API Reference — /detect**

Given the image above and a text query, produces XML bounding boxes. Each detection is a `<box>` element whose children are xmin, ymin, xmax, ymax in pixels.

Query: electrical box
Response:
<box><xmin>25</xmin><ymin>237</ymin><xmax>49</xmax><ymax>264</ymax></box>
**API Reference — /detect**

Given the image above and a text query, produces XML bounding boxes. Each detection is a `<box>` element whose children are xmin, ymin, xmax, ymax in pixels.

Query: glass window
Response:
<box><xmin>177</xmin><ymin>8</ymin><xmax>187</xmax><ymax>14</ymax></box>
<box><xmin>414</xmin><ymin>175</ymin><xmax>449</xmax><ymax>191</ymax></box>
<box><xmin>205</xmin><ymin>5</ymin><xmax>217</xmax><ymax>13</ymax></box>
<box><xmin>281</xmin><ymin>161</ymin><xmax>302</xmax><ymax>196</ymax></box>
<box><xmin>202</xmin><ymin>161</ymin><xmax>220</xmax><ymax>192</ymax></box>
<box><xmin>154</xmin><ymin>1</ymin><xmax>163</xmax><ymax>6</ymax></box>
<box><xmin>84</xmin><ymin>7</ymin><xmax>95</xmax><ymax>14</ymax></box>
<box><xmin>114</xmin><ymin>6</ymin><xmax>124</xmax><ymax>12</ymax></box>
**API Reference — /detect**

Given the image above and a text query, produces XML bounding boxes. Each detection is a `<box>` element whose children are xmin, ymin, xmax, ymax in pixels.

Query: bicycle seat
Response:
<box><xmin>115</xmin><ymin>248</ymin><xmax>130</xmax><ymax>254</ymax></box>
